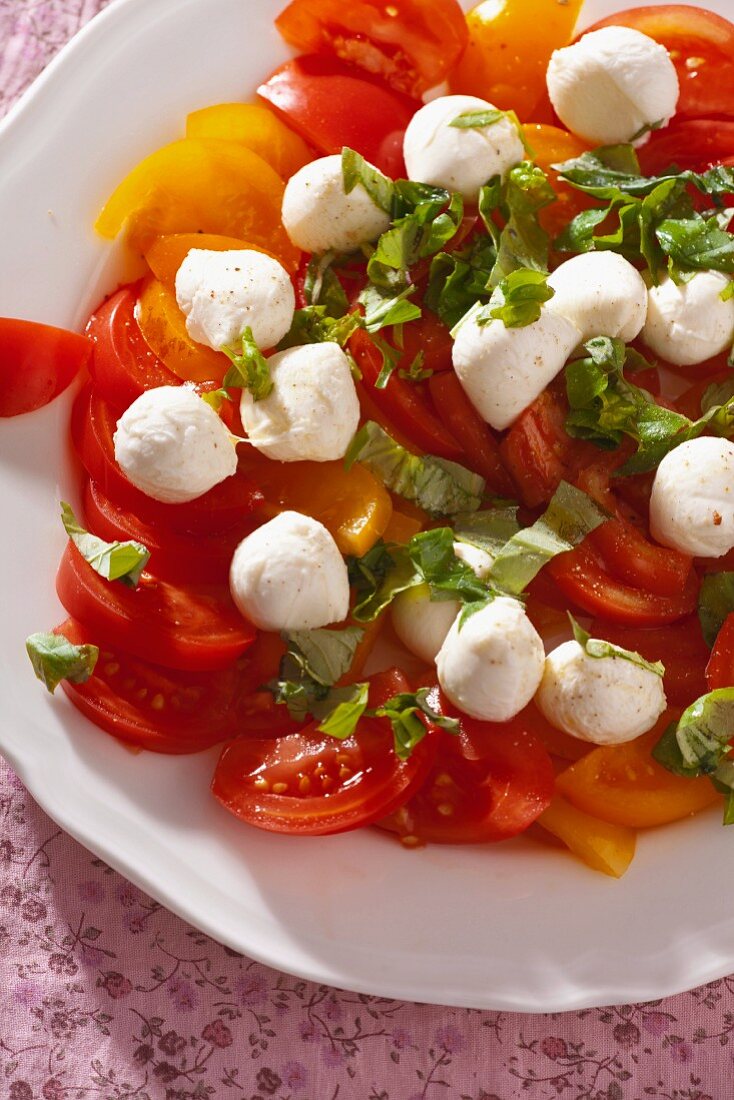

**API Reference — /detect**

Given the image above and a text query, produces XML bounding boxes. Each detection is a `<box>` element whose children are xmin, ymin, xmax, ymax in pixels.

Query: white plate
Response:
<box><xmin>1</xmin><ymin>0</ymin><xmax>733</xmax><ymax>1012</ymax></box>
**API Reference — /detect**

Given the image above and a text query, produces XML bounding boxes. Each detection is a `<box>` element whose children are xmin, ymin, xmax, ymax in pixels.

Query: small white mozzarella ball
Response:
<box><xmin>452</xmin><ymin>308</ymin><xmax>580</xmax><ymax>430</ymax></box>
<box><xmin>547</xmin><ymin>27</ymin><xmax>679</xmax><ymax>146</ymax></box>
<box><xmin>547</xmin><ymin>252</ymin><xmax>648</xmax><ymax>344</ymax></box>
<box><xmin>536</xmin><ymin>640</ymin><xmax>667</xmax><ymax>745</ymax></box>
<box><xmin>229</xmin><ymin>511</ymin><xmax>349</xmax><ymax>631</ymax></box>
<box><xmin>281</xmin><ymin>154</ymin><xmax>390</xmax><ymax>254</ymax></box>
<box><xmin>175</xmin><ymin>248</ymin><xmax>295</xmax><ymax>352</ymax></box>
<box><xmin>113</xmin><ymin>385</ymin><xmax>237</xmax><ymax>504</ymax></box>
<box><xmin>403</xmin><ymin>94</ymin><xmax>525</xmax><ymax>201</ymax></box>
<box><xmin>642</xmin><ymin>272</ymin><xmax>734</xmax><ymax>366</ymax></box>
<box><xmin>436</xmin><ymin>597</ymin><xmax>545</xmax><ymax>722</ymax></box>
<box><xmin>240</xmin><ymin>342</ymin><xmax>360</xmax><ymax>462</ymax></box>
<box><xmin>650</xmin><ymin>438</ymin><xmax>734</xmax><ymax>557</ymax></box>
<box><xmin>391</xmin><ymin>541</ymin><xmax>494</xmax><ymax>664</ymax></box>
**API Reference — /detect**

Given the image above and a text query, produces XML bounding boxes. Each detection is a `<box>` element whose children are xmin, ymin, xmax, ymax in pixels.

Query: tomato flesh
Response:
<box><xmin>212</xmin><ymin>669</ymin><xmax>440</xmax><ymax>835</ymax></box>
<box><xmin>590</xmin><ymin>617</ymin><xmax>709</xmax><ymax>707</ymax></box>
<box><xmin>428</xmin><ymin>371</ymin><xmax>514</xmax><ymax>495</ymax></box>
<box><xmin>0</xmin><ymin>318</ymin><xmax>91</xmax><ymax>417</ymax></box>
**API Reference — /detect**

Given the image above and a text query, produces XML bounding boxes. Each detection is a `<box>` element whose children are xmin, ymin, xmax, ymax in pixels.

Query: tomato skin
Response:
<box><xmin>586</xmin><ymin>5</ymin><xmax>734</xmax><ymax>122</ymax></box>
<box><xmin>523</xmin><ymin>123</ymin><xmax>594</xmax><ymax>241</ymax></box>
<box><xmin>275</xmin><ymin>0</ymin><xmax>468</xmax><ymax>98</ymax></box>
<box><xmin>212</xmin><ymin>669</ymin><xmax>441</xmax><ymax>836</ymax></box>
<box><xmin>56</xmin><ymin>543</ymin><xmax>255</xmax><ymax>673</ymax></box>
<box><xmin>0</xmin><ymin>318</ymin><xmax>91</xmax><ymax>417</ymax></box>
<box><xmin>638</xmin><ymin>119</ymin><xmax>734</xmax><ymax>175</ymax></box>
<box><xmin>185</xmin><ymin>103</ymin><xmax>313</xmax><ymax>179</ymax></box>
<box><xmin>71</xmin><ymin>385</ymin><xmax>263</xmax><ymax>534</ymax></box>
<box><xmin>86</xmin><ymin>284</ymin><xmax>179</xmax><ymax>409</ymax></box>
<box><xmin>548</xmin><ymin>544</ymin><xmax>699</xmax><ymax>626</ymax></box>
<box><xmin>589</xmin><ymin>617</ymin><xmax>709</xmax><ymax>708</ymax></box>
<box><xmin>349</xmin><ymin>329</ymin><xmax>464</xmax><ymax>461</ymax></box>
<box><xmin>705</xmin><ymin>613</ymin><xmax>734</xmax><ymax>690</ymax></box>
<box><xmin>427</xmin><ymin>371</ymin><xmax>515</xmax><ymax>495</ymax></box>
<box><xmin>258</xmin><ymin>55</ymin><xmax>416</xmax><ymax>178</ymax></box>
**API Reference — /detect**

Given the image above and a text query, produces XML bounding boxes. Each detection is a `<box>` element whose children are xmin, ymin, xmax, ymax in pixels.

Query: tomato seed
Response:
<box><xmin>272</xmin><ymin>782</ymin><xmax>288</xmax><ymax>794</ymax></box>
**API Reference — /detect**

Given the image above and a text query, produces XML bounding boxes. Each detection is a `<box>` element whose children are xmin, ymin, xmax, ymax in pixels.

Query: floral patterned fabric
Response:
<box><xmin>2</xmin><ymin>3</ymin><xmax>734</xmax><ymax>1097</ymax></box>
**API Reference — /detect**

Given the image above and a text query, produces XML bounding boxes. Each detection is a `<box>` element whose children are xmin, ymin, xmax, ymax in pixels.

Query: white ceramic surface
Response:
<box><xmin>1</xmin><ymin>0</ymin><xmax>733</xmax><ymax>1011</ymax></box>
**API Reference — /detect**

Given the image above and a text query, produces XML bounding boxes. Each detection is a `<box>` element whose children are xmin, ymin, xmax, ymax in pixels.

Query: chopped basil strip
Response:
<box><xmin>367</xmin><ymin>182</ymin><xmax>464</xmax><ymax>291</ymax></box>
<box><xmin>26</xmin><ymin>632</ymin><xmax>99</xmax><ymax>694</ymax></box>
<box><xmin>277</xmin><ymin>305</ymin><xmax>361</xmax><ymax>350</ymax></box>
<box><xmin>399</xmin><ymin>351</ymin><xmax>431</xmax><ymax>382</ymax></box>
<box><xmin>316</xmin><ymin>682</ymin><xmax>370</xmax><ymax>740</ymax></box>
<box><xmin>478</xmin><ymin>268</ymin><xmax>554</xmax><ymax>329</ymax></box>
<box><xmin>655</xmin><ymin>213</ymin><xmax>734</xmax><ymax>274</ymax></box>
<box><xmin>489</xmin><ymin>481</ymin><xmax>608</xmax><ymax>595</ymax></box>
<box><xmin>199</xmin><ymin>387</ymin><xmax>231</xmax><ymax>413</ymax></box>
<box><xmin>348</xmin><ymin>541</ymin><xmax>421</xmax><ymax>622</ymax></box>
<box><xmin>341</xmin><ymin>147</ymin><xmax>394</xmax><ymax>215</ymax></box>
<box><xmin>453</xmin><ymin>505</ymin><xmax>521</xmax><ymax>558</ymax></box>
<box><xmin>268</xmin><ymin>627</ymin><xmax>364</xmax><ymax>725</ymax></box>
<box><xmin>372</xmin><ymin>687</ymin><xmax>459</xmax><ymax>761</ymax></box>
<box><xmin>479</xmin><ymin>161</ymin><xmax>554</xmax><ymax>288</ymax></box>
<box><xmin>554</xmin><ymin>145</ymin><xmax>734</xmax><ymax>201</ymax></box>
<box><xmin>653</xmin><ymin>689</ymin><xmax>734</xmax><ymax>822</ymax></box>
<box><xmin>222</xmin><ymin>326</ymin><xmax>272</xmax><ymax>400</ymax></box>
<box><xmin>408</xmin><ymin>528</ymin><xmax>490</xmax><ymax>603</ymax></box>
<box><xmin>450</xmin><ymin>108</ymin><xmax>510</xmax><ymax>130</ymax></box>
<box><xmin>569</xmin><ymin>614</ymin><xmax>664</xmax><ymax>676</ymax></box>
<box><xmin>61</xmin><ymin>502</ymin><xmax>149</xmax><ymax>588</ymax></box>
<box><xmin>425</xmin><ymin>236</ymin><xmax>496</xmax><ymax>329</ymax></box>
<box><xmin>698</xmin><ymin>573</ymin><xmax>734</xmax><ymax>648</ymax></box>
<box><xmin>345</xmin><ymin>421</ymin><xmax>485</xmax><ymax>516</ymax></box>
<box><xmin>302</xmin><ymin>252</ymin><xmax>350</xmax><ymax>318</ymax></box>
<box><xmin>358</xmin><ymin>283</ymin><xmax>422</xmax><ymax>334</ymax></box>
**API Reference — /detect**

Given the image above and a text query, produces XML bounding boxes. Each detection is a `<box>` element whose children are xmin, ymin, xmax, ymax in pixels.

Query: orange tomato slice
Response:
<box><xmin>95</xmin><ymin>138</ymin><xmax>299</xmax><ymax>269</ymax></box>
<box><xmin>186</xmin><ymin>103</ymin><xmax>313</xmax><ymax>179</ymax></box>
<box><xmin>144</xmin><ymin>233</ymin><xmax>274</xmax><ymax>291</ymax></box>
<box><xmin>448</xmin><ymin>0</ymin><xmax>583</xmax><ymax>121</ymax></box>
<box><xmin>136</xmin><ymin>277</ymin><xmax>228</xmax><ymax>384</ymax></box>
<box><xmin>523</xmin><ymin>123</ymin><xmax>596</xmax><ymax>241</ymax></box>
<box><xmin>538</xmin><ymin>796</ymin><xmax>636</xmax><ymax>878</ymax></box>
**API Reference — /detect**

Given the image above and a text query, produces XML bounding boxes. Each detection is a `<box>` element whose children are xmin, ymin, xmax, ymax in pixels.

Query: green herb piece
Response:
<box><xmin>371</xmin><ymin>334</ymin><xmax>404</xmax><ymax>389</ymax></box>
<box><xmin>277</xmin><ymin>305</ymin><xmax>361</xmax><ymax>351</ymax></box>
<box><xmin>372</xmin><ymin>687</ymin><xmax>460</xmax><ymax>760</ymax></box>
<box><xmin>554</xmin><ymin>145</ymin><xmax>734</xmax><ymax>201</ymax></box>
<box><xmin>569</xmin><ymin>614</ymin><xmax>664</xmax><ymax>676</ymax></box>
<box><xmin>698</xmin><ymin>573</ymin><xmax>734</xmax><ymax>648</ymax></box>
<box><xmin>268</xmin><ymin>626</ymin><xmax>365</xmax><ymax>727</ymax></box>
<box><xmin>367</xmin><ymin>183</ymin><xmax>464</xmax><ymax>291</ymax></box>
<box><xmin>348</xmin><ymin>541</ymin><xmax>421</xmax><ymax>623</ymax></box>
<box><xmin>302</xmin><ymin>252</ymin><xmax>350</xmax><ymax>317</ymax></box>
<box><xmin>407</xmin><ymin>528</ymin><xmax>490</xmax><ymax>603</ymax></box>
<box><xmin>425</xmin><ymin>236</ymin><xmax>496</xmax><ymax>328</ymax></box>
<box><xmin>655</xmin><ymin>213</ymin><xmax>734</xmax><ymax>274</ymax></box>
<box><xmin>398</xmin><ymin>351</ymin><xmax>431</xmax><ymax>382</ymax></box>
<box><xmin>652</xmin><ymin>688</ymin><xmax>734</xmax><ymax>822</ymax></box>
<box><xmin>453</xmin><ymin>505</ymin><xmax>521</xmax><ymax>558</ymax></box>
<box><xmin>450</xmin><ymin>108</ymin><xmax>510</xmax><ymax>129</ymax></box>
<box><xmin>358</xmin><ymin>283</ymin><xmax>422</xmax><ymax>334</ymax></box>
<box><xmin>488</xmin><ymin>481</ymin><xmax>608</xmax><ymax>595</ymax></box>
<box><xmin>222</xmin><ymin>326</ymin><xmax>272</xmax><ymax>400</ymax></box>
<box><xmin>481</xmin><ymin>161</ymin><xmax>555</xmax><ymax>287</ymax></box>
<box><xmin>317</xmin><ymin>682</ymin><xmax>370</xmax><ymax>739</ymax></box>
<box><xmin>480</xmin><ymin>268</ymin><xmax>554</xmax><ymax>328</ymax></box>
<box><xmin>26</xmin><ymin>632</ymin><xmax>99</xmax><ymax>694</ymax></box>
<box><xmin>345</xmin><ymin>421</ymin><xmax>485</xmax><ymax>516</ymax></box>
<box><xmin>342</xmin><ymin>147</ymin><xmax>395</xmax><ymax>214</ymax></box>
<box><xmin>61</xmin><ymin>502</ymin><xmax>149</xmax><ymax>588</ymax></box>
<box><xmin>199</xmin><ymin>388</ymin><xmax>231</xmax><ymax>413</ymax></box>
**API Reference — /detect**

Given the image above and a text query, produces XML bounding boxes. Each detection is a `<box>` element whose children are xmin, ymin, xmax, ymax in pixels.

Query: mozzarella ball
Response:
<box><xmin>650</xmin><ymin>437</ymin><xmax>734</xmax><ymax>557</ymax></box>
<box><xmin>281</xmin><ymin>154</ymin><xmax>390</xmax><ymax>254</ymax></box>
<box><xmin>452</xmin><ymin>308</ymin><xmax>580</xmax><ymax>430</ymax></box>
<box><xmin>240</xmin><ymin>342</ymin><xmax>360</xmax><ymax>462</ymax></box>
<box><xmin>547</xmin><ymin>26</ymin><xmax>679</xmax><ymax>146</ymax></box>
<box><xmin>436</xmin><ymin>597</ymin><xmax>545</xmax><ymax>722</ymax></box>
<box><xmin>546</xmin><ymin>252</ymin><xmax>647</xmax><ymax>344</ymax></box>
<box><xmin>113</xmin><ymin>385</ymin><xmax>237</xmax><ymax>504</ymax></box>
<box><xmin>403</xmin><ymin>94</ymin><xmax>525</xmax><ymax>201</ymax></box>
<box><xmin>229</xmin><ymin>511</ymin><xmax>349</xmax><ymax>631</ymax></box>
<box><xmin>536</xmin><ymin>640</ymin><xmax>667</xmax><ymax>745</ymax></box>
<box><xmin>175</xmin><ymin>248</ymin><xmax>295</xmax><ymax>352</ymax></box>
<box><xmin>391</xmin><ymin>541</ymin><xmax>494</xmax><ymax>664</ymax></box>
<box><xmin>641</xmin><ymin>271</ymin><xmax>734</xmax><ymax>366</ymax></box>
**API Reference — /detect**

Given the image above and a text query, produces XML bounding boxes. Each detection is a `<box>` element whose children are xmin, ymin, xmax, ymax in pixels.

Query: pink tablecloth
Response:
<box><xmin>1</xmin><ymin>3</ymin><xmax>733</xmax><ymax>1096</ymax></box>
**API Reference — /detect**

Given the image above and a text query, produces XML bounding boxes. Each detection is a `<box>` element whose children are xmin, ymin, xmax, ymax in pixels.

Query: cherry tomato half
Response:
<box><xmin>0</xmin><ymin>318</ymin><xmax>91</xmax><ymax>417</ymax></box>
<box><xmin>589</xmin><ymin>616</ymin><xmax>709</xmax><ymax>708</ymax></box>
<box><xmin>427</xmin><ymin>371</ymin><xmax>514</xmax><ymax>495</ymax></box>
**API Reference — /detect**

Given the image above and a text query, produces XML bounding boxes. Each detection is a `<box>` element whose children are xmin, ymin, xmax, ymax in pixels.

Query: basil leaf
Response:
<box><xmin>316</xmin><ymin>682</ymin><xmax>370</xmax><ymax>739</ymax></box>
<box><xmin>399</xmin><ymin>351</ymin><xmax>431</xmax><ymax>382</ymax></box>
<box><xmin>655</xmin><ymin>214</ymin><xmax>734</xmax><ymax>274</ymax></box>
<box><xmin>222</xmin><ymin>326</ymin><xmax>272</xmax><ymax>400</ymax></box>
<box><xmin>345</xmin><ymin>421</ymin><xmax>485</xmax><ymax>516</ymax></box>
<box><xmin>61</xmin><ymin>502</ymin><xmax>149</xmax><ymax>588</ymax></box>
<box><xmin>555</xmin><ymin>145</ymin><xmax>734</xmax><ymax>201</ymax></box>
<box><xmin>277</xmin><ymin>305</ymin><xmax>361</xmax><ymax>350</ymax></box>
<box><xmin>653</xmin><ymin>688</ymin><xmax>734</xmax><ymax>776</ymax></box>
<box><xmin>480</xmin><ymin>267</ymin><xmax>554</xmax><ymax>328</ymax></box>
<box><xmin>348</xmin><ymin>542</ymin><xmax>421</xmax><ymax>623</ymax></box>
<box><xmin>483</xmin><ymin>161</ymin><xmax>555</xmax><ymax>287</ymax></box>
<box><xmin>489</xmin><ymin>481</ymin><xmax>608</xmax><ymax>595</ymax></box>
<box><xmin>367</xmin><ymin>183</ymin><xmax>464</xmax><ymax>291</ymax></box>
<box><xmin>26</xmin><ymin>631</ymin><xmax>99</xmax><ymax>694</ymax></box>
<box><xmin>341</xmin><ymin>147</ymin><xmax>394</xmax><ymax>214</ymax></box>
<box><xmin>425</xmin><ymin>236</ymin><xmax>496</xmax><ymax>329</ymax></box>
<box><xmin>407</xmin><ymin>528</ymin><xmax>489</xmax><ymax>603</ymax></box>
<box><xmin>450</xmin><ymin>108</ymin><xmax>510</xmax><ymax>130</ymax></box>
<box><xmin>358</xmin><ymin>283</ymin><xmax>421</xmax><ymax>334</ymax></box>
<box><xmin>698</xmin><ymin>573</ymin><xmax>734</xmax><ymax>648</ymax></box>
<box><xmin>569</xmin><ymin>614</ymin><xmax>664</xmax><ymax>676</ymax></box>
<box><xmin>372</xmin><ymin>687</ymin><xmax>460</xmax><ymax>760</ymax></box>
<box><xmin>453</xmin><ymin>505</ymin><xmax>521</xmax><ymax>558</ymax></box>
<box><xmin>199</xmin><ymin>388</ymin><xmax>231</xmax><ymax>413</ymax></box>
<box><xmin>282</xmin><ymin>627</ymin><xmax>364</xmax><ymax>688</ymax></box>
<box><xmin>302</xmin><ymin>252</ymin><xmax>350</xmax><ymax>318</ymax></box>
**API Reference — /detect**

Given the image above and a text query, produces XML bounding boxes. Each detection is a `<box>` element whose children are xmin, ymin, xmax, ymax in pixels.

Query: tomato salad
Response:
<box><xmin>11</xmin><ymin>0</ymin><xmax>734</xmax><ymax>878</ymax></box>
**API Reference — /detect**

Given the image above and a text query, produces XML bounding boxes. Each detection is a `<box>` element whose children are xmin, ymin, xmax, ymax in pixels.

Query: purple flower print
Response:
<box><xmin>435</xmin><ymin>1024</ymin><xmax>465</xmax><ymax>1054</ymax></box>
<box><xmin>202</xmin><ymin>1020</ymin><xmax>233</xmax><ymax>1048</ymax></box>
<box><xmin>613</xmin><ymin>1021</ymin><xmax>640</xmax><ymax>1048</ymax></box>
<box><xmin>48</xmin><ymin>953</ymin><xmax>77</xmax><ymax>977</ymax></box>
<box><xmin>158</xmin><ymin>1030</ymin><xmax>187</xmax><ymax>1057</ymax></box>
<box><xmin>133</xmin><ymin>1043</ymin><xmax>155</xmax><ymax>1065</ymax></box>
<box><xmin>541</xmin><ymin>1037</ymin><xmax>569</xmax><ymax>1060</ymax></box>
<box><xmin>114</xmin><ymin>882</ymin><xmax>138</xmax><ymax>908</ymax></box>
<box><xmin>14</xmin><ymin>980</ymin><xmax>43</xmax><ymax>1007</ymax></box>
<box><xmin>99</xmin><ymin>970</ymin><xmax>133</xmax><ymax>1000</ymax></box>
<box><xmin>41</xmin><ymin>1079</ymin><xmax>65</xmax><ymax>1100</ymax></box>
<box><xmin>321</xmin><ymin>1043</ymin><xmax>344</xmax><ymax>1068</ymax></box>
<box><xmin>21</xmin><ymin>897</ymin><xmax>47</xmax><ymax>922</ymax></box>
<box><xmin>0</xmin><ymin>838</ymin><xmax>16</xmax><ymax>862</ymax></box>
<box><xmin>323</xmin><ymin>994</ymin><xmax>342</xmax><ymax>1021</ymax></box>
<box><xmin>642</xmin><ymin>1011</ymin><xmax>670</xmax><ymax>1036</ymax></box>
<box><xmin>392</xmin><ymin>1027</ymin><xmax>412</xmax><ymax>1050</ymax></box>
<box><xmin>77</xmin><ymin>880</ymin><xmax>106</xmax><ymax>904</ymax></box>
<box><xmin>1</xmin><ymin>884</ymin><xmax>22</xmax><ymax>908</ymax></box>
<box><xmin>669</xmin><ymin>1040</ymin><xmax>694</xmax><ymax>1064</ymax></box>
<box><xmin>9</xmin><ymin>1083</ymin><xmax>33</xmax><ymax>1100</ymax></box>
<box><xmin>167</xmin><ymin>978</ymin><xmax>199</xmax><ymax>1012</ymax></box>
<box><xmin>282</xmin><ymin>1061</ymin><xmax>307</xmax><ymax>1091</ymax></box>
<box><xmin>234</xmin><ymin>972</ymin><xmax>267</xmax><ymax>1006</ymax></box>
<box><xmin>298</xmin><ymin>1020</ymin><xmax>317</xmax><ymax>1043</ymax></box>
<box><xmin>152</xmin><ymin>1062</ymin><xmax>179</xmax><ymax>1084</ymax></box>
<box><xmin>255</xmin><ymin>1068</ymin><xmax>282</xmax><ymax>1096</ymax></box>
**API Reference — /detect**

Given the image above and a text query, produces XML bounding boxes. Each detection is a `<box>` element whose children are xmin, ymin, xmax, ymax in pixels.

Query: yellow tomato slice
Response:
<box><xmin>136</xmin><ymin>277</ymin><xmax>228</xmax><ymax>383</ymax></box>
<box><xmin>523</xmin><ymin>123</ymin><xmax>596</xmax><ymax>241</ymax></box>
<box><xmin>186</xmin><ymin>103</ymin><xmax>313</xmax><ymax>180</ymax></box>
<box><xmin>448</xmin><ymin>0</ymin><xmax>583</xmax><ymax>120</ymax></box>
<box><xmin>556</xmin><ymin>722</ymin><xmax>721</xmax><ymax>828</ymax></box>
<box><xmin>144</xmin><ymin>233</ymin><xmax>273</xmax><ymax>290</ymax></box>
<box><xmin>538</xmin><ymin>795</ymin><xmax>636</xmax><ymax>878</ymax></box>
<box><xmin>95</xmin><ymin>138</ymin><xmax>300</xmax><ymax>269</ymax></box>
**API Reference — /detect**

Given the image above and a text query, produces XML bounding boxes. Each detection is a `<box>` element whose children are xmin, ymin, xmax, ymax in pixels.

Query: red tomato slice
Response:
<box><xmin>82</xmin><ymin>480</ymin><xmax>256</xmax><ymax>586</ymax></box>
<box><xmin>586</xmin><ymin>5</ymin><xmax>734</xmax><ymax>121</ymax></box>
<box><xmin>428</xmin><ymin>371</ymin><xmax>515</xmax><ymax>495</ymax></box>
<box><xmin>379</xmin><ymin>687</ymin><xmax>555</xmax><ymax>844</ymax></box>
<box><xmin>56</xmin><ymin>543</ymin><xmax>255</xmax><ymax>672</ymax></box>
<box><xmin>0</xmin><ymin>317</ymin><xmax>91</xmax><ymax>417</ymax></box>
<box><xmin>705</xmin><ymin>612</ymin><xmax>734</xmax><ymax>690</ymax></box>
<box><xmin>349</xmin><ymin>328</ymin><xmax>465</xmax><ymax>461</ymax></box>
<box><xmin>638</xmin><ymin>119</ymin><xmax>734</xmax><ymax>174</ymax></box>
<box><xmin>211</xmin><ymin>669</ymin><xmax>440</xmax><ymax>835</ymax></box>
<box><xmin>86</xmin><ymin>284</ymin><xmax>179</xmax><ymax>409</ymax></box>
<box><xmin>71</xmin><ymin>384</ymin><xmax>263</xmax><ymax>534</ymax></box>
<box><xmin>258</xmin><ymin>55</ymin><xmax>416</xmax><ymax>178</ymax></box>
<box><xmin>589</xmin><ymin>616</ymin><xmax>709</xmax><ymax>707</ymax></box>
<box><xmin>275</xmin><ymin>0</ymin><xmax>468</xmax><ymax>98</ymax></box>
<box><xmin>548</xmin><ymin>543</ymin><xmax>699</xmax><ymax>626</ymax></box>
